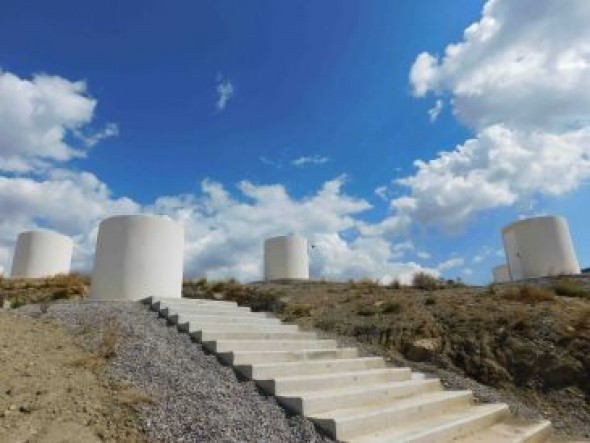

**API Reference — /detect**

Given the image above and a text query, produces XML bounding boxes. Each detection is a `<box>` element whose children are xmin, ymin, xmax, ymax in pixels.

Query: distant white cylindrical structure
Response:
<box><xmin>264</xmin><ymin>235</ymin><xmax>309</xmax><ymax>281</ymax></box>
<box><xmin>492</xmin><ymin>264</ymin><xmax>511</xmax><ymax>284</ymax></box>
<box><xmin>10</xmin><ymin>230</ymin><xmax>73</xmax><ymax>278</ymax></box>
<box><xmin>502</xmin><ymin>215</ymin><xmax>580</xmax><ymax>280</ymax></box>
<box><xmin>90</xmin><ymin>215</ymin><xmax>184</xmax><ymax>301</ymax></box>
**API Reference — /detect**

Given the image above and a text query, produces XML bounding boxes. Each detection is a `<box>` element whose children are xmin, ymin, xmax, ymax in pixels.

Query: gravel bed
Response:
<box><xmin>19</xmin><ymin>301</ymin><xmax>333</xmax><ymax>443</ymax></box>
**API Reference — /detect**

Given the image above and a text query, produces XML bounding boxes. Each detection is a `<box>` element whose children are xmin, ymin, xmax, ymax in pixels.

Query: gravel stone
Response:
<box><xmin>22</xmin><ymin>301</ymin><xmax>333</xmax><ymax>443</ymax></box>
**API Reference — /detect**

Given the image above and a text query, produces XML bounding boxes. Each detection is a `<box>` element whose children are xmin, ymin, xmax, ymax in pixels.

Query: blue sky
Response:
<box><xmin>0</xmin><ymin>0</ymin><xmax>589</xmax><ymax>283</ymax></box>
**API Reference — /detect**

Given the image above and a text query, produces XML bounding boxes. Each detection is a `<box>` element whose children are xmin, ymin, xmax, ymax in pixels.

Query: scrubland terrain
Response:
<box><xmin>184</xmin><ymin>275</ymin><xmax>590</xmax><ymax>438</ymax></box>
<box><xmin>2</xmin><ymin>274</ymin><xmax>589</xmax><ymax>440</ymax></box>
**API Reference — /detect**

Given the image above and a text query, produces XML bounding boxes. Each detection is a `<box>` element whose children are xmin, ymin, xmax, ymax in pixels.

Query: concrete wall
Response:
<box><xmin>10</xmin><ymin>230</ymin><xmax>73</xmax><ymax>278</ymax></box>
<box><xmin>492</xmin><ymin>264</ymin><xmax>511</xmax><ymax>283</ymax></box>
<box><xmin>264</xmin><ymin>235</ymin><xmax>309</xmax><ymax>281</ymax></box>
<box><xmin>90</xmin><ymin>214</ymin><xmax>184</xmax><ymax>301</ymax></box>
<box><xmin>502</xmin><ymin>216</ymin><xmax>580</xmax><ymax>280</ymax></box>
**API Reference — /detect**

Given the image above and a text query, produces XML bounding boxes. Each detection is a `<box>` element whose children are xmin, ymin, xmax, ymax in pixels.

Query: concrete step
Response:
<box><xmin>277</xmin><ymin>378</ymin><xmax>442</xmax><ymax>415</ymax></box>
<box><xmin>171</xmin><ymin>314</ymin><xmax>282</xmax><ymax>326</ymax></box>
<box><xmin>311</xmin><ymin>390</ymin><xmax>472</xmax><ymax>441</ymax></box>
<box><xmin>219</xmin><ymin>348</ymin><xmax>360</xmax><ymax>365</ymax></box>
<box><xmin>150</xmin><ymin>297</ymin><xmax>238</xmax><ymax>308</ymax></box>
<box><xmin>237</xmin><ymin>357</ymin><xmax>386</xmax><ymax>380</ymax></box>
<box><xmin>257</xmin><ymin>367</ymin><xmax>412</xmax><ymax>396</ymax></box>
<box><xmin>165</xmin><ymin>309</ymin><xmax>272</xmax><ymax>324</ymax></box>
<box><xmin>180</xmin><ymin>323</ymin><xmax>300</xmax><ymax>335</ymax></box>
<box><xmin>197</xmin><ymin>330</ymin><xmax>317</xmax><ymax>342</ymax></box>
<box><xmin>453</xmin><ymin>417</ymin><xmax>552</xmax><ymax>442</ymax></box>
<box><xmin>206</xmin><ymin>339</ymin><xmax>339</xmax><ymax>353</ymax></box>
<box><xmin>350</xmin><ymin>403</ymin><xmax>510</xmax><ymax>443</ymax></box>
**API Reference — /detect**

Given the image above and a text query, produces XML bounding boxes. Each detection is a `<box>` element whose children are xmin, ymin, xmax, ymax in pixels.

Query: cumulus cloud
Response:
<box><xmin>292</xmin><ymin>155</ymin><xmax>330</xmax><ymax>167</ymax></box>
<box><xmin>436</xmin><ymin>257</ymin><xmax>464</xmax><ymax>272</ymax></box>
<box><xmin>216</xmin><ymin>75</ymin><xmax>234</xmax><ymax>111</ymax></box>
<box><xmin>0</xmin><ymin>70</ymin><xmax>117</xmax><ymax>172</ymax></box>
<box><xmin>401</xmin><ymin>0</ymin><xmax>590</xmax><ymax>229</ymax></box>
<box><xmin>0</xmin><ymin>171</ymin><xmax>140</xmax><ymax>272</ymax></box>
<box><xmin>0</xmin><ymin>67</ymin><xmax>442</xmax><ymax>283</ymax></box>
<box><xmin>149</xmin><ymin>176</ymin><xmax>433</xmax><ymax>282</ymax></box>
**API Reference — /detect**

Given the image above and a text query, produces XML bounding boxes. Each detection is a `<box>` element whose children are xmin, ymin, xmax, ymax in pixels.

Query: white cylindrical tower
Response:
<box><xmin>10</xmin><ymin>230</ymin><xmax>73</xmax><ymax>278</ymax></box>
<box><xmin>90</xmin><ymin>215</ymin><xmax>184</xmax><ymax>301</ymax></box>
<box><xmin>264</xmin><ymin>235</ymin><xmax>309</xmax><ymax>281</ymax></box>
<box><xmin>492</xmin><ymin>264</ymin><xmax>511</xmax><ymax>283</ymax></box>
<box><xmin>502</xmin><ymin>215</ymin><xmax>580</xmax><ymax>280</ymax></box>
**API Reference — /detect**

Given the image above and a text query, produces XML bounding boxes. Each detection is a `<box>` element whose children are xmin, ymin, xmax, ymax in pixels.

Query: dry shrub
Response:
<box><xmin>552</xmin><ymin>278</ymin><xmax>590</xmax><ymax>299</ymax></box>
<box><xmin>570</xmin><ymin>307</ymin><xmax>590</xmax><ymax>334</ymax></box>
<box><xmin>388</xmin><ymin>279</ymin><xmax>402</xmax><ymax>290</ymax></box>
<box><xmin>412</xmin><ymin>272</ymin><xmax>442</xmax><ymax>291</ymax></box>
<box><xmin>99</xmin><ymin>317</ymin><xmax>123</xmax><ymax>359</ymax></box>
<box><xmin>116</xmin><ymin>388</ymin><xmax>154</xmax><ymax>410</ymax></box>
<box><xmin>284</xmin><ymin>303</ymin><xmax>313</xmax><ymax>318</ymax></box>
<box><xmin>502</xmin><ymin>285</ymin><xmax>555</xmax><ymax>303</ymax></box>
<box><xmin>357</xmin><ymin>306</ymin><xmax>377</xmax><ymax>316</ymax></box>
<box><xmin>382</xmin><ymin>301</ymin><xmax>402</xmax><ymax>314</ymax></box>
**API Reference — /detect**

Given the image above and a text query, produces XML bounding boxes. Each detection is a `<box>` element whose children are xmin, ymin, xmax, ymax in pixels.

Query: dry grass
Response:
<box><xmin>1</xmin><ymin>273</ymin><xmax>90</xmax><ymax>308</ymax></box>
<box><xmin>552</xmin><ymin>278</ymin><xmax>590</xmax><ymax>298</ymax></box>
<box><xmin>99</xmin><ymin>316</ymin><xmax>123</xmax><ymax>359</ymax></box>
<box><xmin>501</xmin><ymin>284</ymin><xmax>555</xmax><ymax>303</ymax></box>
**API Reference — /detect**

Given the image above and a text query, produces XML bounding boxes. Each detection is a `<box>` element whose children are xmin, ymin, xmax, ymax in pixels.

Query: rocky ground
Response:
<box><xmin>185</xmin><ymin>277</ymin><xmax>590</xmax><ymax>439</ymax></box>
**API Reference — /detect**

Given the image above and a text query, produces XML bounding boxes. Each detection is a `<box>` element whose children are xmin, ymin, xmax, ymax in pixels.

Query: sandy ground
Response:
<box><xmin>0</xmin><ymin>309</ymin><xmax>146</xmax><ymax>443</ymax></box>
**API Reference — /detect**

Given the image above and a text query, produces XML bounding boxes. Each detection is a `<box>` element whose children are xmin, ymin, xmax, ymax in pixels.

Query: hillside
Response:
<box><xmin>184</xmin><ymin>276</ymin><xmax>590</xmax><ymax>439</ymax></box>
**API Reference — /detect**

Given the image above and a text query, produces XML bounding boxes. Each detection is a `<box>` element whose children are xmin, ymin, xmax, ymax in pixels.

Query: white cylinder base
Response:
<box><xmin>502</xmin><ymin>215</ymin><xmax>580</xmax><ymax>280</ymax></box>
<box><xmin>10</xmin><ymin>230</ymin><xmax>73</xmax><ymax>278</ymax></box>
<box><xmin>90</xmin><ymin>215</ymin><xmax>184</xmax><ymax>301</ymax></box>
<box><xmin>264</xmin><ymin>235</ymin><xmax>309</xmax><ymax>281</ymax></box>
<box><xmin>492</xmin><ymin>264</ymin><xmax>511</xmax><ymax>283</ymax></box>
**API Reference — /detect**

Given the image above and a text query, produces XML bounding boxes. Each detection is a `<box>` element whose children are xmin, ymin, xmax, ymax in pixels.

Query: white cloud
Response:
<box><xmin>417</xmin><ymin>251</ymin><xmax>431</xmax><ymax>259</ymax></box>
<box><xmin>0</xmin><ymin>171</ymin><xmax>140</xmax><ymax>273</ymax></box>
<box><xmin>437</xmin><ymin>257</ymin><xmax>464</xmax><ymax>272</ymax></box>
<box><xmin>216</xmin><ymin>76</ymin><xmax>234</xmax><ymax>111</ymax></box>
<box><xmin>0</xmin><ymin>70</ymin><xmax>116</xmax><ymax>172</ymax></box>
<box><xmin>292</xmin><ymin>155</ymin><xmax>330</xmax><ymax>167</ymax></box>
<box><xmin>374</xmin><ymin>185</ymin><xmax>389</xmax><ymax>201</ymax></box>
<box><xmin>428</xmin><ymin>99</ymin><xmax>444</xmax><ymax>122</ymax></box>
<box><xmin>401</xmin><ymin>0</ymin><xmax>590</xmax><ymax>230</ymax></box>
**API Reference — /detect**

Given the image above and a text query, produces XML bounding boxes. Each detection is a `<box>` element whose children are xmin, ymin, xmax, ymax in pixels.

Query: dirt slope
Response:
<box><xmin>0</xmin><ymin>310</ymin><xmax>146</xmax><ymax>442</ymax></box>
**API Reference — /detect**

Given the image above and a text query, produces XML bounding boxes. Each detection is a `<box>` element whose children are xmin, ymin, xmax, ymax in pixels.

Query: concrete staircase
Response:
<box><xmin>145</xmin><ymin>296</ymin><xmax>562</xmax><ymax>442</ymax></box>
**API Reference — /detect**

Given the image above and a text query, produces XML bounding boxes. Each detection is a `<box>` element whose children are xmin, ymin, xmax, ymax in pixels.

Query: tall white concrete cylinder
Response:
<box><xmin>10</xmin><ymin>230</ymin><xmax>73</xmax><ymax>278</ymax></box>
<box><xmin>492</xmin><ymin>264</ymin><xmax>511</xmax><ymax>283</ymax></box>
<box><xmin>264</xmin><ymin>235</ymin><xmax>309</xmax><ymax>281</ymax></box>
<box><xmin>502</xmin><ymin>215</ymin><xmax>580</xmax><ymax>280</ymax></box>
<box><xmin>90</xmin><ymin>215</ymin><xmax>184</xmax><ymax>301</ymax></box>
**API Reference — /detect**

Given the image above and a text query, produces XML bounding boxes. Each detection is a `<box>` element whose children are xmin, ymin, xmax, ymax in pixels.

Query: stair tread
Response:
<box><xmin>249</xmin><ymin>356</ymin><xmax>383</xmax><ymax>369</ymax></box>
<box><xmin>350</xmin><ymin>403</ymin><xmax>509</xmax><ymax>443</ymax></box>
<box><xmin>453</xmin><ymin>417</ymin><xmax>552</xmax><ymax>442</ymax></box>
<box><xmin>278</xmin><ymin>378</ymin><xmax>439</xmax><ymax>400</ymax></box>
<box><xmin>310</xmin><ymin>389</ymin><xmax>472</xmax><ymax>421</ymax></box>
<box><xmin>271</xmin><ymin>367</ymin><xmax>410</xmax><ymax>383</ymax></box>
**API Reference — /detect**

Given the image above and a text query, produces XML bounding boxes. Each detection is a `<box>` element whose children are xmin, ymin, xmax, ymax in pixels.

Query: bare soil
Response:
<box><xmin>0</xmin><ymin>309</ymin><xmax>146</xmax><ymax>442</ymax></box>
